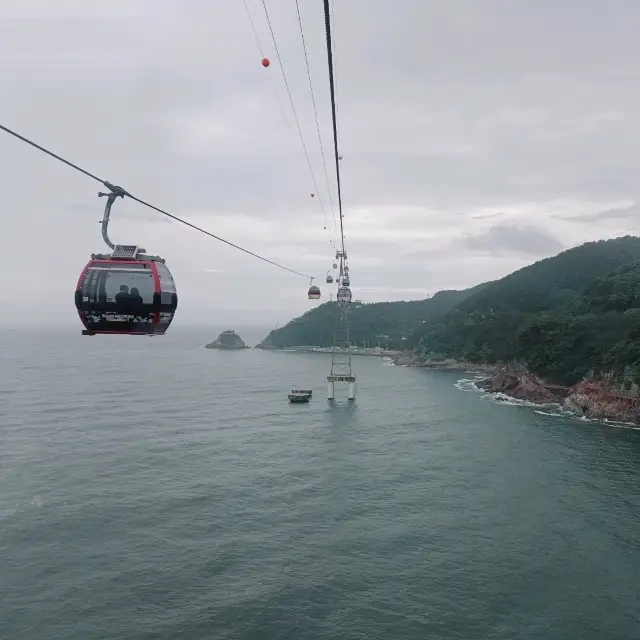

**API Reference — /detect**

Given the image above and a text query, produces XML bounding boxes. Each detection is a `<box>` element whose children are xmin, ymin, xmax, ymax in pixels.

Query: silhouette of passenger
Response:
<box><xmin>115</xmin><ymin>285</ymin><xmax>131</xmax><ymax>310</ymax></box>
<box><xmin>129</xmin><ymin>287</ymin><xmax>144</xmax><ymax>313</ymax></box>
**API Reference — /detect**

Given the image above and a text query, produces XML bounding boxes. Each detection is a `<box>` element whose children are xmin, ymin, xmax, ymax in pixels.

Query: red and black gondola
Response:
<box><xmin>74</xmin><ymin>189</ymin><xmax>178</xmax><ymax>336</ymax></box>
<box><xmin>75</xmin><ymin>246</ymin><xmax>178</xmax><ymax>336</ymax></box>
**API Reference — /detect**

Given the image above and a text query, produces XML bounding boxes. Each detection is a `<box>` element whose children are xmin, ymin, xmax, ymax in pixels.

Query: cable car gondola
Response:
<box><xmin>337</xmin><ymin>286</ymin><xmax>352</xmax><ymax>305</ymax></box>
<box><xmin>74</xmin><ymin>189</ymin><xmax>178</xmax><ymax>336</ymax></box>
<box><xmin>308</xmin><ymin>285</ymin><xmax>321</xmax><ymax>300</ymax></box>
<box><xmin>326</xmin><ymin>272</ymin><xmax>333</xmax><ymax>284</ymax></box>
<box><xmin>342</xmin><ymin>276</ymin><xmax>350</xmax><ymax>287</ymax></box>
<box><xmin>307</xmin><ymin>277</ymin><xmax>321</xmax><ymax>300</ymax></box>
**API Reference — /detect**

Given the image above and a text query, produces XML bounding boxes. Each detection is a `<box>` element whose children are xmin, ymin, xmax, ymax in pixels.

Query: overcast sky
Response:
<box><xmin>1</xmin><ymin>0</ymin><xmax>640</xmax><ymax>328</ymax></box>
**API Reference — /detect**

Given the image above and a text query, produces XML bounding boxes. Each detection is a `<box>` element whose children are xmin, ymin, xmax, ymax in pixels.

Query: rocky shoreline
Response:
<box><xmin>393</xmin><ymin>352</ymin><xmax>640</xmax><ymax>424</ymax></box>
<box><xmin>477</xmin><ymin>370</ymin><xmax>640</xmax><ymax>424</ymax></box>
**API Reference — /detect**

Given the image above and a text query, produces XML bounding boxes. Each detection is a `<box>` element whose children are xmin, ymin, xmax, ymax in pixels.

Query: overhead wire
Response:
<box><xmin>322</xmin><ymin>0</ymin><xmax>345</xmax><ymax>255</ymax></box>
<box><xmin>0</xmin><ymin>122</ymin><xmax>313</xmax><ymax>279</ymax></box>
<box><xmin>294</xmin><ymin>0</ymin><xmax>338</xmax><ymax>239</ymax></box>
<box><xmin>242</xmin><ymin>0</ymin><xmax>293</xmax><ymax>136</ymax></box>
<box><xmin>330</xmin><ymin>0</ymin><xmax>341</xmax><ymax>143</ymax></box>
<box><xmin>259</xmin><ymin>0</ymin><xmax>335</xmax><ymax>248</ymax></box>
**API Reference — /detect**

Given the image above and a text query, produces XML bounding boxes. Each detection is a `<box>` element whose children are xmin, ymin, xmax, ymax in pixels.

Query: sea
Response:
<box><xmin>1</xmin><ymin>325</ymin><xmax>639</xmax><ymax>640</ymax></box>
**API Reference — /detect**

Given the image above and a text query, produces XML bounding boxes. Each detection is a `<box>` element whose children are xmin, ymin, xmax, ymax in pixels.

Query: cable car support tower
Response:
<box><xmin>322</xmin><ymin>0</ymin><xmax>355</xmax><ymax>401</ymax></box>
<box><xmin>328</xmin><ymin>251</ymin><xmax>356</xmax><ymax>401</ymax></box>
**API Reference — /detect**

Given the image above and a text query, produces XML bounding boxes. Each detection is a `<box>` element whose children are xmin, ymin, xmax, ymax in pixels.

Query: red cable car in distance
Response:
<box><xmin>74</xmin><ymin>189</ymin><xmax>178</xmax><ymax>336</ymax></box>
<box><xmin>307</xmin><ymin>277</ymin><xmax>321</xmax><ymax>300</ymax></box>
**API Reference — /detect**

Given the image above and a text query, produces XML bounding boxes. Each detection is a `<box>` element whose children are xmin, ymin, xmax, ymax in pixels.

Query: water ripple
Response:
<box><xmin>1</xmin><ymin>328</ymin><xmax>639</xmax><ymax>640</ymax></box>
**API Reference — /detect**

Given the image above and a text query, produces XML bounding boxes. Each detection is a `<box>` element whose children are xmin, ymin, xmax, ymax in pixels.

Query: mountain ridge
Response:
<box><xmin>412</xmin><ymin>236</ymin><xmax>640</xmax><ymax>386</ymax></box>
<box><xmin>256</xmin><ymin>285</ymin><xmax>485</xmax><ymax>350</ymax></box>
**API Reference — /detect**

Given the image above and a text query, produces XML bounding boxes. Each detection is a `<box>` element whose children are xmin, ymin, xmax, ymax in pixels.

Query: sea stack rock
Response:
<box><xmin>205</xmin><ymin>330</ymin><xmax>250</xmax><ymax>349</ymax></box>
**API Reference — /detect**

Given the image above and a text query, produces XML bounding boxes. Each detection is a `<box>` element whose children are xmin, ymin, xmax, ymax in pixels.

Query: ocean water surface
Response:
<box><xmin>1</xmin><ymin>326</ymin><xmax>639</xmax><ymax>639</ymax></box>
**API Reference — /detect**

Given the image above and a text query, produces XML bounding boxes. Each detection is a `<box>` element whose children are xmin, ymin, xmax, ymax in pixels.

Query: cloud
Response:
<box><xmin>469</xmin><ymin>211</ymin><xmax>507</xmax><ymax>220</ymax></box>
<box><xmin>555</xmin><ymin>202</ymin><xmax>640</xmax><ymax>224</ymax></box>
<box><xmin>1</xmin><ymin>0</ymin><xmax>640</xmax><ymax>326</ymax></box>
<box><xmin>462</xmin><ymin>224</ymin><xmax>565</xmax><ymax>256</ymax></box>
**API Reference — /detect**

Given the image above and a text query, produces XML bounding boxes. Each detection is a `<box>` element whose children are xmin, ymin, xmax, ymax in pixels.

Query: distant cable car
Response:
<box><xmin>307</xmin><ymin>277</ymin><xmax>321</xmax><ymax>300</ymax></box>
<box><xmin>337</xmin><ymin>286</ymin><xmax>352</xmax><ymax>305</ymax></box>
<box><xmin>326</xmin><ymin>273</ymin><xmax>333</xmax><ymax>284</ymax></box>
<box><xmin>342</xmin><ymin>276</ymin><xmax>350</xmax><ymax>287</ymax></box>
<box><xmin>310</xmin><ymin>193</ymin><xmax>315</xmax><ymax>198</ymax></box>
<box><xmin>261</xmin><ymin>57</ymin><xmax>270</xmax><ymax>67</ymax></box>
<box><xmin>74</xmin><ymin>189</ymin><xmax>178</xmax><ymax>336</ymax></box>
<box><xmin>332</xmin><ymin>262</ymin><xmax>337</xmax><ymax>269</ymax></box>
<box><xmin>308</xmin><ymin>285</ymin><xmax>321</xmax><ymax>300</ymax></box>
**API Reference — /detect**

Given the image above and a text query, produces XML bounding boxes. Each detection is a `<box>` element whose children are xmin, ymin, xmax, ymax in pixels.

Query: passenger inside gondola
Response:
<box><xmin>129</xmin><ymin>289</ymin><xmax>145</xmax><ymax>326</ymax></box>
<box><xmin>115</xmin><ymin>284</ymin><xmax>131</xmax><ymax>308</ymax></box>
<box><xmin>129</xmin><ymin>287</ymin><xmax>143</xmax><ymax>311</ymax></box>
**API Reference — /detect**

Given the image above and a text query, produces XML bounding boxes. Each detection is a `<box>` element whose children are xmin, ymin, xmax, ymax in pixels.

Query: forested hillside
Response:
<box><xmin>258</xmin><ymin>236</ymin><xmax>640</xmax><ymax>387</ymax></box>
<box><xmin>413</xmin><ymin>237</ymin><xmax>640</xmax><ymax>385</ymax></box>
<box><xmin>256</xmin><ymin>286</ymin><xmax>484</xmax><ymax>349</ymax></box>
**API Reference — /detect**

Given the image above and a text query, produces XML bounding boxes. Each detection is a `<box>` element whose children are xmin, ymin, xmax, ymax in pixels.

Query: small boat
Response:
<box><xmin>291</xmin><ymin>389</ymin><xmax>312</xmax><ymax>396</ymax></box>
<box><xmin>288</xmin><ymin>390</ymin><xmax>312</xmax><ymax>403</ymax></box>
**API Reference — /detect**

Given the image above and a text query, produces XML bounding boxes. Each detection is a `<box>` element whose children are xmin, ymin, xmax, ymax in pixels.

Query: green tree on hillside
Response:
<box><xmin>415</xmin><ymin>237</ymin><xmax>640</xmax><ymax>385</ymax></box>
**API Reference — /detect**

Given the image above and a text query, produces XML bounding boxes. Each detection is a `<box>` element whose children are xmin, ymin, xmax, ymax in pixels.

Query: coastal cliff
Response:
<box><xmin>476</xmin><ymin>369</ymin><xmax>639</xmax><ymax>423</ymax></box>
<box><xmin>205</xmin><ymin>330</ymin><xmax>249</xmax><ymax>350</ymax></box>
<box><xmin>476</xmin><ymin>369</ymin><xmax>568</xmax><ymax>403</ymax></box>
<box><xmin>394</xmin><ymin>352</ymin><xmax>640</xmax><ymax>424</ymax></box>
<box><xmin>563</xmin><ymin>381</ymin><xmax>640</xmax><ymax>423</ymax></box>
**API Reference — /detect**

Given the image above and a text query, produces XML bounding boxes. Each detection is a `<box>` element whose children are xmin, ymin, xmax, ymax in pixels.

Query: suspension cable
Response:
<box><xmin>0</xmin><ymin>122</ymin><xmax>313</xmax><ymax>278</ymax></box>
<box><xmin>330</xmin><ymin>0</ymin><xmax>341</xmax><ymax>143</ymax></box>
<box><xmin>294</xmin><ymin>0</ymin><xmax>338</xmax><ymax>239</ymax></box>
<box><xmin>322</xmin><ymin>0</ymin><xmax>345</xmax><ymax>255</ymax></box>
<box><xmin>260</xmin><ymin>0</ymin><xmax>334</xmax><ymax>247</ymax></box>
<box><xmin>242</xmin><ymin>0</ymin><xmax>293</xmax><ymax>136</ymax></box>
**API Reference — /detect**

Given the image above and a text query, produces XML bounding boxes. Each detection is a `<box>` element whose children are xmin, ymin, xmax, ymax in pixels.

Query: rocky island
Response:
<box><xmin>205</xmin><ymin>330</ymin><xmax>250</xmax><ymax>350</ymax></box>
